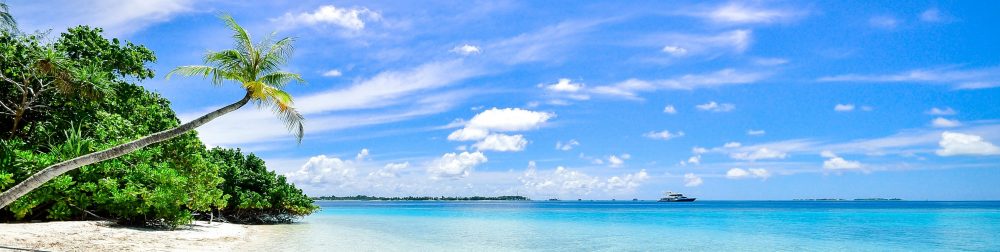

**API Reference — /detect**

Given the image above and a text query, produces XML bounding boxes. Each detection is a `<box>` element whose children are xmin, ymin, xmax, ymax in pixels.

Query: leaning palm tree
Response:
<box><xmin>0</xmin><ymin>14</ymin><xmax>305</xmax><ymax>208</ymax></box>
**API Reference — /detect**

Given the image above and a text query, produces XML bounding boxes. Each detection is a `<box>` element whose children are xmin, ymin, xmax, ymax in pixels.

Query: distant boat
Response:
<box><xmin>658</xmin><ymin>192</ymin><xmax>696</xmax><ymax>202</ymax></box>
<box><xmin>548</xmin><ymin>198</ymin><xmax>559</xmax><ymax>201</ymax></box>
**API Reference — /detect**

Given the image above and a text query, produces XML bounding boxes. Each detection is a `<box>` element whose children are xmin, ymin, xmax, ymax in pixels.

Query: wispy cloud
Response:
<box><xmin>817</xmin><ymin>66</ymin><xmax>1000</xmax><ymax>89</ymax></box>
<box><xmin>591</xmin><ymin>69</ymin><xmax>769</xmax><ymax>99</ymax></box>
<box><xmin>12</xmin><ymin>0</ymin><xmax>196</xmax><ymax>36</ymax></box>
<box><xmin>684</xmin><ymin>2</ymin><xmax>807</xmax><ymax>24</ymax></box>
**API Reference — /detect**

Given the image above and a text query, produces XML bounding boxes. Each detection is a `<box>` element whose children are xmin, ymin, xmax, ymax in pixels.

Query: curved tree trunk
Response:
<box><xmin>0</xmin><ymin>92</ymin><xmax>253</xmax><ymax>209</ymax></box>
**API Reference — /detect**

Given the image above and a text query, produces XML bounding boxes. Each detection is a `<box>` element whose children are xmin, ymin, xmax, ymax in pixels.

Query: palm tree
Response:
<box><xmin>0</xmin><ymin>14</ymin><xmax>305</xmax><ymax>208</ymax></box>
<box><xmin>1</xmin><ymin>1</ymin><xmax>16</xmax><ymax>32</ymax></box>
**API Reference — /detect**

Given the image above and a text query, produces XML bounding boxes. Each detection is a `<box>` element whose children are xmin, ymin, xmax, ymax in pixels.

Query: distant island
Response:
<box><xmin>793</xmin><ymin>198</ymin><xmax>903</xmax><ymax>201</ymax></box>
<box><xmin>312</xmin><ymin>195</ymin><xmax>530</xmax><ymax>201</ymax></box>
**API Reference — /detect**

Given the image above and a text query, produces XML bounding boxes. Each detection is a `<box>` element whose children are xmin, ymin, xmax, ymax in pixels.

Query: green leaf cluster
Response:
<box><xmin>0</xmin><ymin>27</ymin><xmax>315</xmax><ymax>228</ymax></box>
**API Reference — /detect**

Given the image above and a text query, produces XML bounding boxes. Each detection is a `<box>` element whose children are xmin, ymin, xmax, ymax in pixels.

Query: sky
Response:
<box><xmin>7</xmin><ymin>0</ymin><xmax>1000</xmax><ymax>200</ymax></box>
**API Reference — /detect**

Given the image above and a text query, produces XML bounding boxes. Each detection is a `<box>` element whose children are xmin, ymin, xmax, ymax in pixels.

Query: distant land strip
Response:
<box><xmin>312</xmin><ymin>195</ymin><xmax>530</xmax><ymax>201</ymax></box>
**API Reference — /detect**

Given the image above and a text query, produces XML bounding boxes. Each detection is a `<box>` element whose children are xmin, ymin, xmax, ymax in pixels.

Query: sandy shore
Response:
<box><xmin>0</xmin><ymin>221</ymin><xmax>257</xmax><ymax>251</ymax></box>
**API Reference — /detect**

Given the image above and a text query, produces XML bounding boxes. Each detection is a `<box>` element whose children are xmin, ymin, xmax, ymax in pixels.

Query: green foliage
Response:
<box><xmin>207</xmin><ymin>148</ymin><xmax>317</xmax><ymax>224</ymax></box>
<box><xmin>0</xmin><ymin>25</ymin><xmax>315</xmax><ymax>228</ymax></box>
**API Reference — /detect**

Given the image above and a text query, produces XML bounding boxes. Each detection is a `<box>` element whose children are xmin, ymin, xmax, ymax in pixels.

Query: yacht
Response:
<box><xmin>658</xmin><ymin>192</ymin><xmax>696</xmax><ymax>202</ymax></box>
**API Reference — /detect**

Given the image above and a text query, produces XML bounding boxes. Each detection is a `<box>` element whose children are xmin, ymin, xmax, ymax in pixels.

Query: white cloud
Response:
<box><xmin>355</xmin><ymin>148</ymin><xmax>370</xmax><ymax>161</ymax></box>
<box><xmin>725</xmin><ymin>168</ymin><xmax>770</xmax><ymax>180</ymax></box>
<box><xmin>369</xmin><ymin>162</ymin><xmax>409</xmax><ymax>178</ymax></box>
<box><xmin>926</xmin><ymin>107</ymin><xmax>957</xmax><ymax>115</ymax></box>
<box><xmin>663</xmin><ymin>105</ymin><xmax>678</xmax><ymax>114</ymax></box>
<box><xmin>644</xmin><ymin>130</ymin><xmax>685</xmax><ymax>141</ymax></box>
<box><xmin>699</xmin><ymin>2</ymin><xmax>805</xmax><ymax>24</ymax></box>
<box><xmin>605</xmin><ymin>170</ymin><xmax>650</xmax><ymax>191</ymax></box>
<box><xmin>936</xmin><ymin>132</ymin><xmax>1000</xmax><ymax>156</ymax></box>
<box><xmin>869</xmin><ymin>16</ymin><xmax>899</xmax><ymax>29</ymax></box>
<box><xmin>473</xmin><ymin>134</ymin><xmax>528</xmax><ymax>152</ymax></box>
<box><xmin>661</xmin><ymin>46</ymin><xmax>688</xmax><ymax>56</ymax></box>
<box><xmin>696</xmin><ymin>101</ymin><xmax>735</xmax><ymax>112</ymax></box>
<box><xmin>817</xmin><ymin>66</ymin><xmax>1000</xmax><ymax>89</ymax></box>
<box><xmin>591</xmin><ymin>69</ymin><xmax>768</xmax><ymax>99</ymax></box>
<box><xmin>693</xmin><ymin>147</ymin><xmax>709</xmax><ymax>154</ymax></box>
<box><xmin>463</xmin><ymin>107</ymin><xmax>555</xmax><ymax>132</ymax></box>
<box><xmin>451</xmin><ymin>44</ymin><xmax>482</xmax><ymax>55</ymax></box>
<box><xmin>687</xmin><ymin>155</ymin><xmax>701</xmax><ymax>165</ymax></box>
<box><xmin>286</xmin><ymin>154</ymin><xmax>358</xmax><ymax>185</ymax></box>
<box><xmin>747</xmin><ymin>129</ymin><xmax>766</xmax><ymax>136</ymax></box>
<box><xmin>274</xmin><ymin>5</ymin><xmax>381</xmax><ymax>30</ymax></box>
<box><xmin>607</xmin><ymin>154</ymin><xmax>629</xmax><ymax>168</ymax></box>
<box><xmin>834</xmin><ymin>104</ymin><xmax>855</xmax><ymax>112</ymax></box>
<box><xmin>730</xmin><ymin>148</ymin><xmax>787</xmax><ymax>161</ymax></box>
<box><xmin>448</xmin><ymin>108</ymin><xmax>554</xmax><ymax>148</ymax></box>
<box><xmin>821</xmin><ymin>151</ymin><xmax>863</xmax><ymax>170</ymax></box>
<box><xmin>683</xmin><ymin>173</ymin><xmax>703</xmax><ymax>187</ymax></box>
<box><xmin>724</xmin><ymin>142</ymin><xmax>742</xmax><ymax>148</ymax></box>
<box><xmin>556</xmin><ymin>139</ymin><xmax>580</xmax><ymax>151</ymax></box>
<box><xmin>544</xmin><ymin>78</ymin><xmax>584</xmax><ymax>92</ymax></box>
<box><xmin>520</xmin><ymin>165</ymin><xmax>650</xmax><ymax>196</ymax></box>
<box><xmin>932</xmin><ymin>117</ymin><xmax>961</xmax><ymax>128</ymax></box>
<box><xmin>920</xmin><ymin>8</ymin><xmax>942</xmax><ymax>22</ymax></box>
<box><xmin>427</xmin><ymin>151</ymin><xmax>488</xmax><ymax>179</ymax></box>
<box><xmin>13</xmin><ymin>0</ymin><xmax>196</xmax><ymax>36</ymax></box>
<box><xmin>754</xmin><ymin>58</ymin><xmax>789</xmax><ymax>66</ymax></box>
<box><xmin>322</xmin><ymin>69</ymin><xmax>343</xmax><ymax>77</ymax></box>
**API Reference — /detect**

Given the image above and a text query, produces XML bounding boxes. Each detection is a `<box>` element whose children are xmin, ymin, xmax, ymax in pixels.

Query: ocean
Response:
<box><xmin>247</xmin><ymin>201</ymin><xmax>1000</xmax><ymax>251</ymax></box>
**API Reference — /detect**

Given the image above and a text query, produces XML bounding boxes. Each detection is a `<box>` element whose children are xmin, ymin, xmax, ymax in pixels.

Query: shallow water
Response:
<box><xmin>247</xmin><ymin>201</ymin><xmax>1000</xmax><ymax>251</ymax></box>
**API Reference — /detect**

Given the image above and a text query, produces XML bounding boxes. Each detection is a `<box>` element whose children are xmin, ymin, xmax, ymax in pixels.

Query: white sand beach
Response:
<box><xmin>0</xmin><ymin>221</ymin><xmax>257</xmax><ymax>251</ymax></box>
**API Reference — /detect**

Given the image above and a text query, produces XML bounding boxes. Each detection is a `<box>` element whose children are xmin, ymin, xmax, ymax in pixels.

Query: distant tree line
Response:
<box><xmin>313</xmin><ymin>195</ymin><xmax>530</xmax><ymax>201</ymax></box>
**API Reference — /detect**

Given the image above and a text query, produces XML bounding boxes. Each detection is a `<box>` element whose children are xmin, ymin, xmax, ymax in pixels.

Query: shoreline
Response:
<box><xmin>0</xmin><ymin>221</ymin><xmax>258</xmax><ymax>251</ymax></box>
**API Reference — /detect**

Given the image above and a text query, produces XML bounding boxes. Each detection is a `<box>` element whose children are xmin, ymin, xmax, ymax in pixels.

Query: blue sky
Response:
<box><xmin>9</xmin><ymin>0</ymin><xmax>1000</xmax><ymax>200</ymax></box>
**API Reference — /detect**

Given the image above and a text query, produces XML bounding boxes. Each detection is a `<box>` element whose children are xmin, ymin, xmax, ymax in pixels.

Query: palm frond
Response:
<box><xmin>259</xmin><ymin>36</ymin><xmax>295</xmax><ymax>75</ymax></box>
<box><xmin>258</xmin><ymin>71</ymin><xmax>303</xmax><ymax>88</ymax></box>
<box><xmin>166</xmin><ymin>65</ymin><xmax>232</xmax><ymax>86</ymax></box>
<box><xmin>264</xmin><ymin>87</ymin><xmax>304</xmax><ymax>143</ymax></box>
<box><xmin>219</xmin><ymin>14</ymin><xmax>254</xmax><ymax>60</ymax></box>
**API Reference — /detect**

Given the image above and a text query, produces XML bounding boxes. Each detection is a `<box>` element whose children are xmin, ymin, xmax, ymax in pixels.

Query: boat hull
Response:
<box><xmin>658</xmin><ymin>198</ymin><xmax>696</xmax><ymax>202</ymax></box>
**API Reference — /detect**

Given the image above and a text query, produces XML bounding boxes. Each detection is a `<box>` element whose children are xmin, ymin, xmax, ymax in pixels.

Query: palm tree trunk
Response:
<box><xmin>0</xmin><ymin>91</ymin><xmax>252</xmax><ymax>209</ymax></box>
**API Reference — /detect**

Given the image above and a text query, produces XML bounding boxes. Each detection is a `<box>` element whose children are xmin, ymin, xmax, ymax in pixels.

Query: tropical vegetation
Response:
<box><xmin>0</xmin><ymin>10</ymin><xmax>316</xmax><ymax>228</ymax></box>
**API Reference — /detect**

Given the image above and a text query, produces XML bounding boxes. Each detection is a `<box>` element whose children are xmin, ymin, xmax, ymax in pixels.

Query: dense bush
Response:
<box><xmin>0</xmin><ymin>27</ymin><xmax>315</xmax><ymax>228</ymax></box>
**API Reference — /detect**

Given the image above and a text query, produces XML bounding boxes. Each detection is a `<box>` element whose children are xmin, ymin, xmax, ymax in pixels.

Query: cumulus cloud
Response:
<box><xmin>427</xmin><ymin>151</ymin><xmax>488</xmax><ymax>179</ymax></box>
<box><xmin>520</xmin><ymin>164</ymin><xmax>651</xmax><ymax>196</ymax></box>
<box><xmin>725</xmin><ymin>168</ymin><xmax>771</xmax><ymax>180</ymax></box>
<box><xmin>274</xmin><ymin>5</ymin><xmax>381</xmax><ymax>30</ymax></box>
<box><xmin>687</xmin><ymin>155</ymin><xmax>701</xmax><ymax>165</ymax></box>
<box><xmin>544</xmin><ymin>78</ymin><xmax>584</xmax><ymax>92</ymax></box>
<box><xmin>936</xmin><ymin>132</ymin><xmax>1000</xmax><ymax>156</ymax></box>
<box><xmin>730</xmin><ymin>148</ymin><xmax>787</xmax><ymax>161</ymax></box>
<box><xmin>926</xmin><ymin>107</ymin><xmax>957</xmax><ymax>115</ymax></box>
<box><xmin>683</xmin><ymin>173</ymin><xmax>703</xmax><ymax>187</ymax></box>
<box><xmin>556</xmin><ymin>139</ymin><xmax>580</xmax><ymax>151</ymax></box>
<box><xmin>644</xmin><ymin>130</ymin><xmax>685</xmax><ymax>141</ymax></box>
<box><xmin>931</xmin><ymin>117</ymin><xmax>961</xmax><ymax>128</ymax></box>
<box><xmin>663</xmin><ymin>105</ymin><xmax>678</xmax><ymax>114</ymax></box>
<box><xmin>473</xmin><ymin>134</ymin><xmax>528</xmax><ymax>152</ymax></box>
<box><xmin>605</xmin><ymin>170</ymin><xmax>650</xmax><ymax>191</ymax></box>
<box><xmin>447</xmin><ymin>108</ymin><xmax>554</xmax><ymax>151</ymax></box>
<box><xmin>322</xmin><ymin>69</ymin><xmax>343</xmax><ymax>77</ymax></box>
<box><xmin>368</xmin><ymin>162</ymin><xmax>409</xmax><ymax>178</ymax></box>
<box><xmin>834</xmin><ymin>104</ymin><xmax>855</xmax><ymax>112</ymax></box>
<box><xmin>287</xmin><ymin>154</ymin><xmax>359</xmax><ymax>185</ymax></box>
<box><xmin>451</xmin><ymin>44</ymin><xmax>482</xmax><ymax>55</ymax></box>
<box><xmin>661</xmin><ymin>46</ymin><xmax>688</xmax><ymax>56</ymax></box>
<box><xmin>355</xmin><ymin>148</ymin><xmax>370</xmax><ymax>161</ymax></box>
<box><xmin>820</xmin><ymin>151</ymin><xmax>863</xmax><ymax>170</ymax></box>
<box><xmin>607</xmin><ymin>154</ymin><xmax>630</xmax><ymax>168</ymax></box>
<box><xmin>696</xmin><ymin>101</ymin><xmax>736</xmax><ymax>112</ymax></box>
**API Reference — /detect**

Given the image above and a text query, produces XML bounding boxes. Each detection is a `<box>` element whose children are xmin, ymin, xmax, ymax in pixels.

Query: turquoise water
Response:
<box><xmin>249</xmin><ymin>201</ymin><xmax>1000</xmax><ymax>251</ymax></box>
